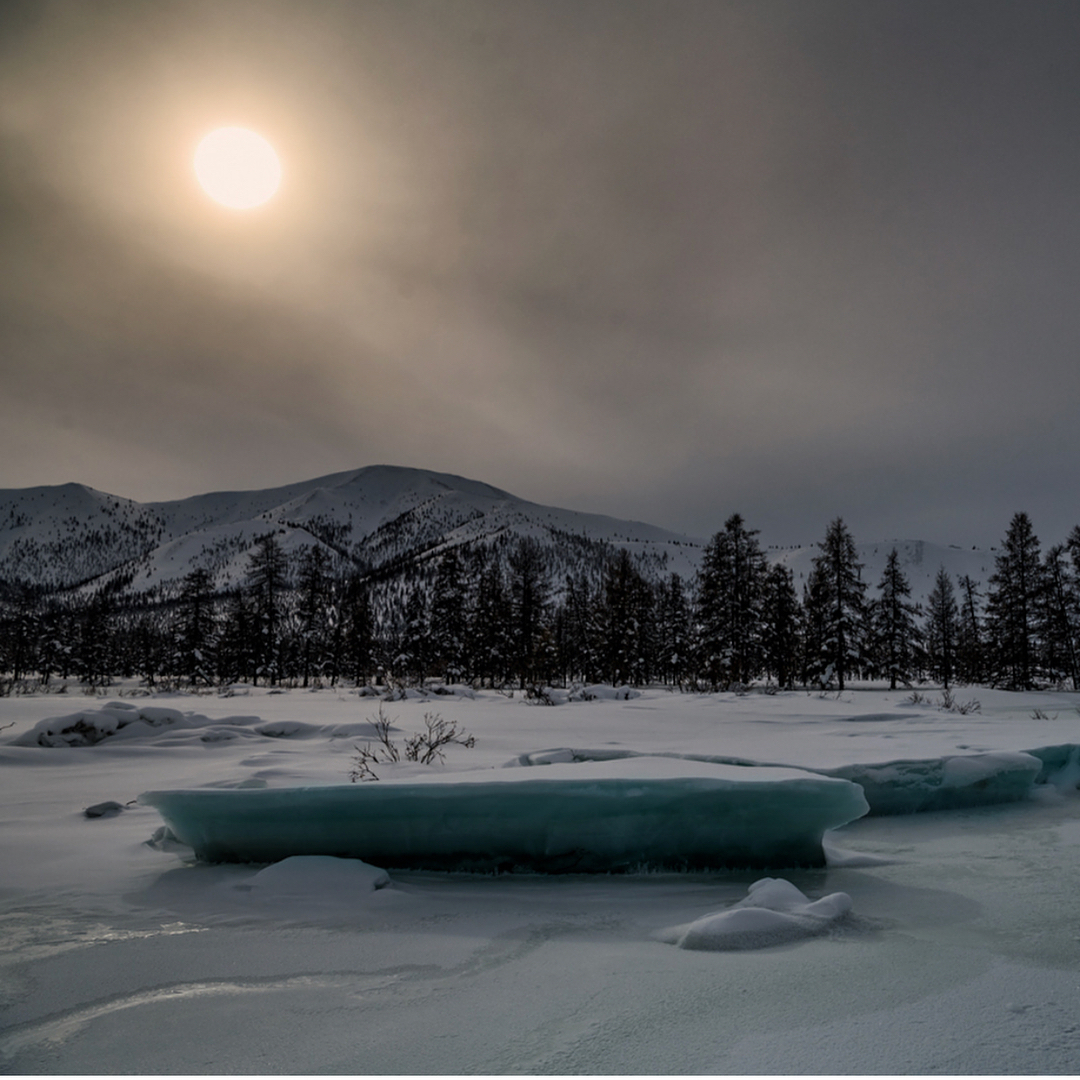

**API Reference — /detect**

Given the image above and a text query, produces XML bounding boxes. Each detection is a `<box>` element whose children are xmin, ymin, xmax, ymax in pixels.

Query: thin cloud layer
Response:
<box><xmin>3</xmin><ymin>0</ymin><xmax>1080</xmax><ymax>547</ymax></box>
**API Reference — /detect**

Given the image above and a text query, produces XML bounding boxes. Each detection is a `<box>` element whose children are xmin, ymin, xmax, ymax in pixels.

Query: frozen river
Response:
<box><xmin>2</xmin><ymin>684</ymin><xmax>1080</xmax><ymax>1073</ymax></box>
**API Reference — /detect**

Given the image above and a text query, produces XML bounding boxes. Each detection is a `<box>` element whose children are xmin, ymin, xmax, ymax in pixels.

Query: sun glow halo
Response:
<box><xmin>194</xmin><ymin>127</ymin><xmax>281</xmax><ymax>209</ymax></box>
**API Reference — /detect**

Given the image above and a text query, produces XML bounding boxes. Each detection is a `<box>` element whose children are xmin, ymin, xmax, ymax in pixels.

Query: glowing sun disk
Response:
<box><xmin>194</xmin><ymin>127</ymin><xmax>281</xmax><ymax>209</ymax></box>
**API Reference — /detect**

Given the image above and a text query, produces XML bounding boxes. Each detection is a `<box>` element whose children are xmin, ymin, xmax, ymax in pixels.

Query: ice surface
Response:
<box><xmin>141</xmin><ymin>757</ymin><xmax>869</xmax><ymax>871</ymax></box>
<box><xmin>821</xmin><ymin>751</ymin><xmax>1044</xmax><ymax>814</ymax></box>
<box><xmin>659</xmin><ymin>877</ymin><xmax>853</xmax><ymax>951</ymax></box>
<box><xmin>517</xmin><ymin>745</ymin><xmax>1059</xmax><ymax>814</ymax></box>
<box><xmin>5</xmin><ymin>684</ymin><xmax>1080</xmax><ymax>1074</ymax></box>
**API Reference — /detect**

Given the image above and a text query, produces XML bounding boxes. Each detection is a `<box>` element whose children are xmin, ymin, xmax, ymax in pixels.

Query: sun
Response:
<box><xmin>194</xmin><ymin>127</ymin><xmax>281</xmax><ymax>210</ymax></box>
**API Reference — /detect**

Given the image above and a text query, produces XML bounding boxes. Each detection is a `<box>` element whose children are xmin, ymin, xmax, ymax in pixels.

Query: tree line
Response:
<box><xmin>1</xmin><ymin>511</ymin><xmax>1078</xmax><ymax>695</ymax></box>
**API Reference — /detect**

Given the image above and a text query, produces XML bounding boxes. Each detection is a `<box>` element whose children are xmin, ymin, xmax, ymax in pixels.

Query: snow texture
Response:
<box><xmin>658</xmin><ymin>877</ymin><xmax>853</xmax><ymax>951</ymax></box>
<box><xmin>141</xmin><ymin>757</ymin><xmax>869</xmax><ymax>871</ymax></box>
<box><xmin>4</xmin><ymin>684</ymin><xmax>1080</xmax><ymax>1074</ymax></box>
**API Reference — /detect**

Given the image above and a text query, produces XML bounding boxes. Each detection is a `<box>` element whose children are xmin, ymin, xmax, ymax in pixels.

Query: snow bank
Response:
<box><xmin>7</xmin><ymin>704</ymin><xmax>377</xmax><ymax>749</ymax></box>
<box><xmin>141</xmin><ymin>757</ymin><xmax>868</xmax><ymax>871</ymax></box>
<box><xmin>10</xmin><ymin>704</ymin><xmax>194</xmax><ymax>746</ymax></box>
<box><xmin>659</xmin><ymin>877</ymin><xmax>853</xmax><ymax>951</ymax></box>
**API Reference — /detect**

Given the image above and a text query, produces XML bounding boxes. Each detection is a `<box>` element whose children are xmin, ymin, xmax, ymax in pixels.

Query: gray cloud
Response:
<box><xmin>3</xmin><ymin>0</ymin><xmax>1080</xmax><ymax>549</ymax></box>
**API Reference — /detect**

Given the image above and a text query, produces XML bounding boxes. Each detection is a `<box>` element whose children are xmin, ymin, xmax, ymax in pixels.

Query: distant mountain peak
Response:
<box><xmin>0</xmin><ymin>465</ymin><xmax>703</xmax><ymax>597</ymax></box>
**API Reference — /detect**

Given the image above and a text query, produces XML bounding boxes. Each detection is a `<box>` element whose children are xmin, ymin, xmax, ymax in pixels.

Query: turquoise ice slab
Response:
<box><xmin>140</xmin><ymin>758</ymin><xmax>869</xmax><ymax>872</ymax></box>
<box><xmin>518</xmin><ymin>746</ymin><xmax>1063</xmax><ymax>816</ymax></box>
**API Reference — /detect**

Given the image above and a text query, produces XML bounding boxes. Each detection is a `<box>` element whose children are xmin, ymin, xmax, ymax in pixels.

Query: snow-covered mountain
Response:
<box><xmin>0</xmin><ymin>466</ymin><xmax>705</xmax><ymax>598</ymax></box>
<box><xmin>0</xmin><ymin>465</ymin><xmax>1001</xmax><ymax>603</ymax></box>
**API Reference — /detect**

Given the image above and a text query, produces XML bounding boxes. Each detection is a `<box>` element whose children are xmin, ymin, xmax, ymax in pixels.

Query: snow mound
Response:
<box><xmin>6</xmin><ymin>705</ymin><xmax>379</xmax><ymax>749</ymax></box>
<box><xmin>659</xmin><ymin>878</ymin><xmax>853</xmax><ymax>951</ymax></box>
<box><xmin>10</xmin><ymin>705</ymin><xmax>198</xmax><ymax>747</ymax></box>
<box><xmin>247</xmin><ymin>856</ymin><xmax>390</xmax><ymax>897</ymax></box>
<box><xmin>141</xmin><ymin>757</ymin><xmax>868</xmax><ymax>872</ymax></box>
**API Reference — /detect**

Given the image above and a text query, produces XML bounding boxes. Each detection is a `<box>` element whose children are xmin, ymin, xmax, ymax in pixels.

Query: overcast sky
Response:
<box><xmin>2</xmin><ymin>0</ymin><xmax>1079</xmax><ymax>548</ymax></box>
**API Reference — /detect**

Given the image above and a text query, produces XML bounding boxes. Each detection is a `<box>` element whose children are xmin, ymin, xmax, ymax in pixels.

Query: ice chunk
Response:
<box><xmin>517</xmin><ymin>746</ymin><xmax>1050</xmax><ymax>815</ymax></box>
<box><xmin>1023</xmin><ymin>744</ymin><xmax>1080</xmax><ymax>790</ymax></box>
<box><xmin>659</xmin><ymin>877</ymin><xmax>853</xmax><ymax>951</ymax></box>
<box><xmin>823</xmin><ymin>751</ymin><xmax>1042</xmax><ymax>815</ymax></box>
<box><xmin>141</xmin><ymin>758</ymin><xmax>868</xmax><ymax>872</ymax></box>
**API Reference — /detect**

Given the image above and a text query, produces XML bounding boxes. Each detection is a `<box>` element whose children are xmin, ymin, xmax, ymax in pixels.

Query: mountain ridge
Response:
<box><xmin>0</xmin><ymin>465</ymin><xmax>999</xmax><ymax>604</ymax></box>
<box><xmin>0</xmin><ymin>465</ymin><xmax>705</xmax><ymax>598</ymax></box>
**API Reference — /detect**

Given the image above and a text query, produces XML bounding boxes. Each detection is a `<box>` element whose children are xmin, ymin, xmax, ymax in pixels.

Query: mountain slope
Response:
<box><xmin>0</xmin><ymin>466</ymin><xmax>705</xmax><ymax>597</ymax></box>
<box><xmin>0</xmin><ymin>466</ymin><xmax>1003</xmax><ymax>605</ymax></box>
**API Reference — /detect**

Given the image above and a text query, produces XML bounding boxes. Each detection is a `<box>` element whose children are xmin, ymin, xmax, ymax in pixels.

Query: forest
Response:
<box><xmin>0</xmin><ymin>511</ymin><xmax>1076</xmax><ymax>697</ymax></box>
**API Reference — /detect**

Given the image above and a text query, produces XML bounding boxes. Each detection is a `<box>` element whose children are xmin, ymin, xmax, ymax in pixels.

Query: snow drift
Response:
<box><xmin>659</xmin><ymin>877</ymin><xmax>853</xmax><ymax>951</ymax></box>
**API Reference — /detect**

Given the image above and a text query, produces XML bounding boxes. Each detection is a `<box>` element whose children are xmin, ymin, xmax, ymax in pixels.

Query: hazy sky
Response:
<box><xmin>3</xmin><ymin>0</ymin><xmax>1079</xmax><ymax>548</ymax></box>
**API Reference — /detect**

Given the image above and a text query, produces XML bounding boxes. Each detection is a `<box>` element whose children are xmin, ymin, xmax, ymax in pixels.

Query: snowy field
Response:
<box><xmin>2</xmin><ymin>682</ymin><xmax>1080</xmax><ymax>1074</ymax></box>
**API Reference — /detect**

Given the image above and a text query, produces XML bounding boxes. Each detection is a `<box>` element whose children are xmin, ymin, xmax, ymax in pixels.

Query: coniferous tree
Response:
<box><xmin>871</xmin><ymin>549</ymin><xmax>921</xmax><ymax>690</ymax></box>
<box><xmin>985</xmin><ymin>512</ymin><xmax>1043</xmax><ymax>689</ymax></box>
<box><xmin>76</xmin><ymin>591</ymin><xmax>115</xmax><ymax>687</ymax></box>
<box><xmin>805</xmin><ymin>518</ymin><xmax>866</xmax><ymax>691</ymax></box>
<box><xmin>507</xmin><ymin>537</ymin><xmax>550</xmax><ymax>689</ymax></box>
<box><xmin>340</xmin><ymin>571</ymin><xmax>374</xmax><ymax>686</ymax></box>
<box><xmin>598</xmin><ymin>549</ymin><xmax>653</xmax><ymax>686</ymax></box>
<box><xmin>761</xmin><ymin>564</ymin><xmax>801</xmax><ymax>690</ymax></box>
<box><xmin>429</xmin><ymin>546</ymin><xmax>468</xmax><ymax>683</ymax></box>
<box><xmin>395</xmin><ymin>585</ymin><xmax>430</xmax><ymax>685</ymax></box>
<box><xmin>800</xmin><ymin>574</ymin><xmax>828</xmax><ymax>687</ymax></box>
<box><xmin>1039</xmin><ymin>544</ymin><xmax>1080</xmax><ymax>689</ymax></box>
<box><xmin>955</xmin><ymin>574</ymin><xmax>984</xmax><ymax>685</ymax></box>
<box><xmin>695</xmin><ymin>514</ymin><xmax>768</xmax><ymax>689</ymax></box>
<box><xmin>35</xmin><ymin>603</ymin><xmax>66</xmax><ymax>687</ymax></box>
<box><xmin>558</xmin><ymin>571</ymin><xmax>600</xmax><ymax>685</ymax></box>
<box><xmin>655</xmin><ymin>573</ymin><xmax>692</xmax><ymax>688</ymax></box>
<box><xmin>218</xmin><ymin>591</ymin><xmax>255</xmax><ymax>685</ymax></box>
<box><xmin>1066</xmin><ymin>526</ymin><xmax>1080</xmax><ymax>590</ymax></box>
<box><xmin>129</xmin><ymin>610</ymin><xmax>169</xmax><ymax>686</ymax></box>
<box><xmin>295</xmin><ymin>546</ymin><xmax>332</xmax><ymax>688</ymax></box>
<box><xmin>0</xmin><ymin>583</ymin><xmax>40</xmax><ymax>686</ymax></box>
<box><xmin>468</xmin><ymin>555</ymin><xmax>511</xmax><ymax>687</ymax></box>
<box><xmin>924</xmin><ymin>566</ymin><xmax>960</xmax><ymax>689</ymax></box>
<box><xmin>246</xmin><ymin>534</ymin><xmax>289</xmax><ymax>686</ymax></box>
<box><xmin>177</xmin><ymin>568</ymin><xmax>216</xmax><ymax>686</ymax></box>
